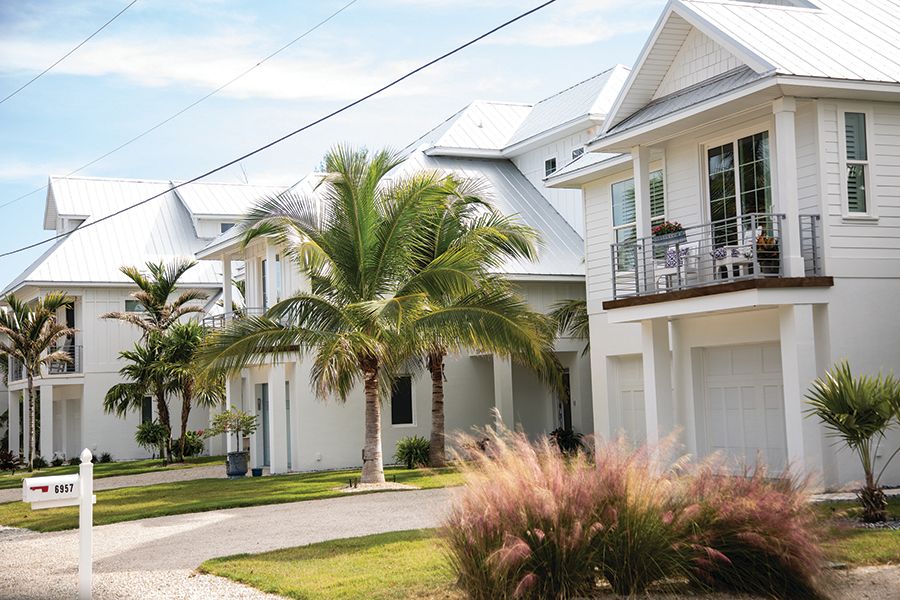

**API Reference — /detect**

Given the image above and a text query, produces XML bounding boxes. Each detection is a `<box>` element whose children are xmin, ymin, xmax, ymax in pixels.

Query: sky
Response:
<box><xmin>0</xmin><ymin>0</ymin><xmax>666</xmax><ymax>289</ymax></box>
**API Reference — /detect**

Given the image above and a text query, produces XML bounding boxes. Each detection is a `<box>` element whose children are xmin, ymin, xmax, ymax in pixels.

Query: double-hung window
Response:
<box><xmin>611</xmin><ymin>170</ymin><xmax>665</xmax><ymax>269</ymax></box>
<box><xmin>544</xmin><ymin>157</ymin><xmax>557</xmax><ymax>177</ymax></box>
<box><xmin>841</xmin><ymin>111</ymin><xmax>872</xmax><ymax>215</ymax></box>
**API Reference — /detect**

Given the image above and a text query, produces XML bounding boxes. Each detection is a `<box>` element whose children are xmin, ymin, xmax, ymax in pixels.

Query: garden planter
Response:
<box><xmin>251</xmin><ymin>467</ymin><xmax>263</xmax><ymax>477</ymax></box>
<box><xmin>226</xmin><ymin>451</ymin><xmax>250</xmax><ymax>479</ymax></box>
<box><xmin>652</xmin><ymin>230</ymin><xmax>687</xmax><ymax>247</ymax></box>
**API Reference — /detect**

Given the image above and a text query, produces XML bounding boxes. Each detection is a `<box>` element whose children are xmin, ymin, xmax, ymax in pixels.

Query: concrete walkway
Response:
<box><xmin>0</xmin><ymin>464</ymin><xmax>225</xmax><ymax>504</ymax></box>
<box><xmin>0</xmin><ymin>487</ymin><xmax>453</xmax><ymax>599</ymax></box>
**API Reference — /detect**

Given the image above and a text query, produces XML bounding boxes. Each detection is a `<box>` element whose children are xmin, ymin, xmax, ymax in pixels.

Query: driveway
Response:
<box><xmin>0</xmin><ymin>487</ymin><xmax>454</xmax><ymax>599</ymax></box>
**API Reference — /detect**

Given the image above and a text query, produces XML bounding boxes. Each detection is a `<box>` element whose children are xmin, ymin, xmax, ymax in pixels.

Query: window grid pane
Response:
<box><xmin>845</xmin><ymin>112</ymin><xmax>867</xmax><ymax>161</ymax></box>
<box><xmin>847</xmin><ymin>164</ymin><xmax>867</xmax><ymax>213</ymax></box>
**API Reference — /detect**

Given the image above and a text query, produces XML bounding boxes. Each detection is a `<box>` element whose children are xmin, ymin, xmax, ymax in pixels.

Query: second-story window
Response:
<box><xmin>544</xmin><ymin>157</ymin><xmax>557</xmax><ymax>177</ymax></box>
<box><xmin>706</xmin><ymin>131</ymin><xmax>771</xmax><ymax>245</ymax></box>
<box><xmin>125</xmin><ymin>300</ymin><xmax>146</xmax><ymax>312</ymax></box>
<box><xmin>572</xmin><ymin>147</ymin><xmax>585</xmax><ymax>160</ymax></box>
<box><xmin>843</xmin><ymin>111</ymin><xmax>870</xmax><ymax>214</ymax></box>
<box><xmin>220</xmin><ymin>222</ymin><xmax>235</xmax><ymax>233</ymax></box>
<box><xmin>612</xmin><ymin>171</ymin><xmax>664</xmax><ymax>270</ymax></box>
<box><xmin>261</xmin><ymin>258</ymin><xmax>268</xmax><ymax>308</ymax></box>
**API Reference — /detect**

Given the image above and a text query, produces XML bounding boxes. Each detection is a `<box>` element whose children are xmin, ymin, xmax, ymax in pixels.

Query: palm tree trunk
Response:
<box><xmin>178</xmin><ymin>385</ymin><xmax>192</xmax><ymax>461</ymax></box>
<box><xmin>361</xmin><ymin>361</ymin><xmax>385</xmax><ymax>483</ymax></box>
<box><xmin>155</xmin><ymin>382</ymin><xmax>172</xmax><ymax>463</ymax></box>
<box><xmin>26</xmin><ymin>373</ymin><xmax>35</xmax><ymax>471</ymax></box>
<box><xmin>428</xmin><ymin>351</ymin><xmax>447</xmax><ymax>468</ymax></box>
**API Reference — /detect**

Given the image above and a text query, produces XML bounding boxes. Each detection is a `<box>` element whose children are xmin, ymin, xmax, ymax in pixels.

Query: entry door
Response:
<box><xmin>701</xmin><ymin>343</ymin><xmax>787</xmax><ymax>471</ymax></box>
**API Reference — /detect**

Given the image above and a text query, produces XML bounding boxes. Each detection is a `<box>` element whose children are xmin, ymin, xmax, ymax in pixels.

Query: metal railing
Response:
<box><xmin>611</xmin><ymin>212</ymin><xmax>824</xmax><ymax>301</ymax></box>
<box><xmin>7</xmin><ymin>342</ymin><xmax>83</xmax><ymax>382</ymax></box>
<box><xmin>202</xmin><ymin>307</ymin><xmax>265</xmax><ymax>329</ymax></box>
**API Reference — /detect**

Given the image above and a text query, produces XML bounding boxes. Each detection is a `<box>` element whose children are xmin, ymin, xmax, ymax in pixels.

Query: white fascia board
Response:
<box><xmin>588</xmin><ymin>76</ymin><xmax>779</xmax><ymax>153</ymax></box>
<box><xmin>501</xmin><ymin>115</ymin><xmax>602</xmax><ymax>157</ymax></box>
<box><xmin>501</xmin><ymin>273</ymin><xmax>585</xmax><ymax>282</ymax></box>
<box><xmin>775</xmin><ymin>76</ymin><xmax>900</xmax><ymax>100</ymax></box>
<box><xmin>7</xmin><ymin>280</ymin><xmax>223</xmax><ymax>292</ymax></box>
<box><xmin>605</xmin><ymin>286</ymin><xmax>831</xmax><ymax>324</ymax></box>
<box><xmin>544</xmin><ymin>154</ymin><xmax>631</xmax><ymax>189</ymax></box>
<box><xmin>423</xmin><ymin>146</ymin><xmax>503</xmax><ymax>159</ymax></box>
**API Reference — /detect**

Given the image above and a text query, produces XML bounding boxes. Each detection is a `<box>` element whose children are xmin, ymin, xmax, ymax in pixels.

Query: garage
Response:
<box><xmin>611</xmin><ymin>355</ymin><xmax>646</xmax><ymax>445</ymax></box>
<box><xmin>700</xmin><ymin>343</ymin><xmax>787</xmax><ymax>471</ymax></box>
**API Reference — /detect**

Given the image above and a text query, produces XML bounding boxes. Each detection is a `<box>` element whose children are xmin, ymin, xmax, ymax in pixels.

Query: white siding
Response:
<box><xmin>511</xmin><ymin>131</ymin><xmax>594</xmax><ymax>235</ymax></box>
<box><xmin>796</xmin><ymin>101</ymin><xmax>820</xmax><ymax>214</ymax></box>
<box><xmin>653</xmin><ymin>27</ymin><xmax>743</xmax><ymax>100</ymax></box>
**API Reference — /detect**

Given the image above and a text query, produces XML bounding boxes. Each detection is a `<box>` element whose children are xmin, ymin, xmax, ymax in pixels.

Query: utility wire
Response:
<box><xmin>0</xmin><ymin>0</ymin><xmax>360</xmax><ymax>211</ymax></box>
<box><xmin>0</xmin><ymin>0</ymin><xmax>139</xmax><ymax>105</ymax></box>
<box><xmin>0</xmin><ymin>0</ymin><xmax>558</xmax><ymax>259</ymax></box>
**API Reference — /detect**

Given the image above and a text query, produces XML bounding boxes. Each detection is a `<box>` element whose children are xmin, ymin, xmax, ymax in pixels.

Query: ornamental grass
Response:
<box><xmin>442</xmin><ymin>428</ymin><xmax>825</xmax><ymax>600</ymax></box>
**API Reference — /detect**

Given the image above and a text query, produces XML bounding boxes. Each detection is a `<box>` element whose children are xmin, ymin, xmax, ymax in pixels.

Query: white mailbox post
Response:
<box><xmin>22</xmin><ymin>448</ymin><xmax>95</xmax><ymax>600</ymax></box>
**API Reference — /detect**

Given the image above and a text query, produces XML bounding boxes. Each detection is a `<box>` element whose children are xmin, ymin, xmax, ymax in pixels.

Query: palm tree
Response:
<box><xmin>199</xmin><ymin>145</ymin><xmax>480</xmax><ymax>483</ymax></box>
<box><xmin>408</xmin><ymin>181</ymin><xmax>561</xmax><ymax>466</ymax></box>
<box><xmin>550</xmin><ymin>298</ymin><xmax>589</xmax><ymax>355</ymax></box>
<box><xmin>806</xmin><ymin>361</ymin><xmax>900</xmax><ymax>522</ymax></box>
<box><xmin>0</xmin><ymin>293</ymin><xmax>75</xmax><ymax>470</ymax></box>
<box><xmin>162</xmin><ymin>321</ymin><xmax>224</xmax><ymax>459</ymax></box>
<box><xmin>103</xmin><ymin>259</ymin><xmax>207</xmax><ymax>461</ymax></box>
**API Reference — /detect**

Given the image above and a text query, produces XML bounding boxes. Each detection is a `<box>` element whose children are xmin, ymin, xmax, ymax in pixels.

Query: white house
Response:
<box><xmin>547</xmin><ymin>0</ymin><xmax>900</xmax><ymax>489</ymax></box>
<box><xmin>3</xmin><ymin>176</ymin><xmax>282</xmax><ymax>461</ymax></box>
<box><xmin>195</xmin><ymin>68</ymin><xmax>632</xmax><ymax>474</ymax></box>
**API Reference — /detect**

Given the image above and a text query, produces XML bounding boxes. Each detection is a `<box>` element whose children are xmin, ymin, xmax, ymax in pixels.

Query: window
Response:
<box><xmin>391</xmin><ymin>375</ymin><xmax>414</xmax><ymax>426</ymax></box>
<box><xmin>843</xmin><ymin>112</ymin><xmax>870</xmax><ymax>214</ymax></box>
<box><xmin>275</xmin><ymin>254</ymin><xmax>283</xmax><ymax>303</ymax></box>
<box><xmin>544</xmin><ymin>157</ymin><xmax>557</xmax><ymax>177</ymax></box>
<box><xmin>220</xmin><ymin>222</ymin><xmax>235</xmax><ymax>233</ymax></box>
<box><xmin>141</xmin><ymin>397</ymin><xmax>153</xmax><ymax>423</ymax></box>
<box><xmin>125</xmin><ymin>300</ymin><xmax>146</xmax><ymax>312</ymax></box>
<box><xmin>611</xmin><ymin>170</ymin><xmax>665</xmax><ymax>269</ymax></box>
<box><xmin>572</xmin><ymin>147</ymin><xmax>585</xmax><ymax>160</ymax></box>
<box><xmin>261</xmin><ymin>258</ymin><xmax>268</xmax><ymax>307</ymax></box>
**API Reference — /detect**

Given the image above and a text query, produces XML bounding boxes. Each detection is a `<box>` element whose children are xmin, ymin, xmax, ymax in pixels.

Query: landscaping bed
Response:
<box><xmin>0</xmin><ymin>466</ymin><xmax>461</xmax><ymax>532</ymax></box>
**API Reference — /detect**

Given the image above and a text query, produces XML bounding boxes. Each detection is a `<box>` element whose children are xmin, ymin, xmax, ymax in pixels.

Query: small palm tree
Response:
<box><xmin>550</xmin><ymin>298</ymin><xmax>589</xmax><ymax>355</ymax></box>
<box><xmin>0</xmin><ymin>293</ymin><xmax>75</xmax><ymax>470</ymax></box>
<box><xmin>806</xmin><ymin>361</ymin><xmax>900</xmax><ymax>522</ymax></box>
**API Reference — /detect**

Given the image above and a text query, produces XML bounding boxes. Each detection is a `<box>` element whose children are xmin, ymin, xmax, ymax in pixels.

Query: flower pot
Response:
<box><xmin>652</xmin><ymin>230</ymin><xmax>687</xmax><ymax>246</ymax></box>
<box><xmin>251</xmin><ymin>467</ymin><xmax>263</xmax><ymax>477</ymax></box>
<box><xmin>226</xmin><ymin>451</ymin><xmax>249</xmax><ymax>479</ymax></box>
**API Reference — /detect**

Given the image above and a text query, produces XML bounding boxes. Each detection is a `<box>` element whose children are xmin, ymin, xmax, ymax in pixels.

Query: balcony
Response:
<box><xmin>202</xmin><ymin>307</ymin><xmax>265</xmax><ymax>329</ymax></box>
<box><xmin>8</xmin><ymin>343</ymin><xmax>83</xmax><ymax>383</ymax></box>
<box><xmin>610</xmin><ymin>213</ymin><xmax>825</xmax><ymax>303</ymax></box>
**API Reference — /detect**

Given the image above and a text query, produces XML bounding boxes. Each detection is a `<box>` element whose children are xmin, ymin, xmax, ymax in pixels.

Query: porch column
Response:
<box><xmin>21</xmin><ymin>390</ymin><xmax>30</xmax><ymax>462</ymax></box>
<box><xmin>224</xmin><ymin>376</ymin><xmax>236</xmax><ymax>454</ymax></box>
<box><xmin>268</xmin><ymin>362</ymin><xmax>289</xmax><ymax>474</ymax></box>
<box><xmin>641</xmin><ymin>318</ymin><xmax>674</xmax><ymax>445</ymax></box>
<box><xmin>670</xmin><ymin>319</ymin><xmax>697</xmax><ymax>455</ymax></box>
<box><xmin>222</xmin><ymin>255</ymin><xmax>233</xmax><ymax>319</ymax></box>
<box><xmin>247</xmin><ymin>375</ymin><xmax>259</xmax><ymax>468</ymax></box>
<box><xmin>631</xmin><ymin>145</ymin><xmax>652</xmax><ymax>239</ymax></box>
<box><xmin>492</xmin><ymin>356</ymin><xmax>515</xmax><ymax>431</ymax></box>
<box><xmin>265</xmin><ymin>245</ymin><xmax>277</xmax><ymax>310</ymax></box>
<box><xmin>779</xmin><ymin>304</ymin><xmax>824</xmax><ymax>477</ymax></box>
<box><xmin>773</xmin><ymin>97</ymin><xmax>804</xmax><ymax>277</ymax></box>
<box><xmin>7</xmin><ymin>390</ymin><xmax>19</xmax><ymax>454</ymax></box>
<box><xmin>39</xmin><ymin>385</ymin><xmax>53</xmax><ymax>459</ymax></box>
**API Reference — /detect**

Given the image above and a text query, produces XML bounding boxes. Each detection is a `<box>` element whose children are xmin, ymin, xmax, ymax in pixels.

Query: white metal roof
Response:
<box><xmin>405</xmin><ymin>101</ymin><xmax>532</xmax><ymax>155</ymax></box>
<box><xmin>173</xmin><ymin>181</ymin><xmax>285</xmax><ymax>217</ymax></box>
<box><xmin>395</xmin><ymin>151</ymin><xmax>584</xmax><ymax>278</ymax></box>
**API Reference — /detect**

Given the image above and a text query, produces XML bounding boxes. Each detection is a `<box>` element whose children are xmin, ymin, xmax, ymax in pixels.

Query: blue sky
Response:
<box><xmin>0</xmin><ymin>0</ymin><xmax>665</xmax><ymax>288</ymax></box>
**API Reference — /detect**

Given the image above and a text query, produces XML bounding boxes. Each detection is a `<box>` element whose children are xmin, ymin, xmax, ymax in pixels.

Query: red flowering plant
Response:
<box><xmin>652</xmin><ymin>221</ymin><xmax>684</xmax><ymax>236</ymax></box>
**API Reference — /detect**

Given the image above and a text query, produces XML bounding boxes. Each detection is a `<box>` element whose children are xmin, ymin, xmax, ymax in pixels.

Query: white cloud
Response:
<box><xmin>0</xmin><ymin>160</ymin><xmax>68</xmax><ymax>181</ymax></box>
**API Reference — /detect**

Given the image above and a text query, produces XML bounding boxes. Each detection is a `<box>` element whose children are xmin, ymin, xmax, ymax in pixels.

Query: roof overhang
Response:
<box><xmin>424</xmin><ymin>146</ymin><xmax>504</xmax><ymax>159</ymax></box>
<box><xmin>503</xmin><ymin>273</ymin><xmax>585</xmax><ymax>283</ymax></box>
<box><xmin>502</xmin><ymin>114</ymin><xmax>604</xmax><ymax>157</ymax></box>
<box><xmin>544</xmin><ymin>154</ymin><xmax>631</xmax><ymax>189</ymax></box>
<box><xmin>195</xmin><ymin>234</ymin><xmax>245</xmax><ymax>261</ymax></box>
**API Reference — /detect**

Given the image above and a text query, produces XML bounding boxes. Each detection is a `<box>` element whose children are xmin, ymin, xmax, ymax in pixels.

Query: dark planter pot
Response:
<box><xmin>758</xmin><ymin>248</ymin><xmax>780</xmax><ymax>274</ymax></box>
<box><xmin>652</xmin><ymin>230</ymin><xmax>687</xmax><ymax>247</ymax></box>
<box><xmin>226</xmin><ymin>451</ymin><xmax>249</xmax><ymax>479</ymax></box>
<box><xmin>251</xmin><ymin>467</ymin><xmax>263</xmax><ymax>477</ymax></box>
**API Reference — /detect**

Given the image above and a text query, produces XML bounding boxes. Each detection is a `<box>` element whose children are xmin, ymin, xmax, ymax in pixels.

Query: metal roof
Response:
<box><xmin>405</xmin><ymin>101</ymin><xmax>532</xmax><ymax>155</ymax></box>
<box><xmin>505</xmin><ymin>65</ymin><xmax>630</xmax><ymax>148</ymax></box>
<box><xmin>396</xmin><ymin>151</ymin><xmax>584</xmax><ymax>278</ymax></box>
<box><xmin>173</xmin><ymin>181</ymin><xmax>285</xmax><ymax>217</ymax></box>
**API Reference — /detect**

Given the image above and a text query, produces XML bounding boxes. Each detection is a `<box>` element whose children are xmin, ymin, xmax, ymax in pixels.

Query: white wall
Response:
<box><xmin>653</xmin><ymin>27</ymin><xmax>742</xmax><ymax>100</ymax></box>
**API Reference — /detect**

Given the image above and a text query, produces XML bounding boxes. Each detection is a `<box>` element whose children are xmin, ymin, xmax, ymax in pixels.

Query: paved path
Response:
<box><xmin>0</xmin><ymin>465</ymin><xmax>225</xmax><ymax>504</ymax></box>
<box><xmin>0</xmin><ymin>487</ymin><xmax>453</xmax><ymax>599</ymax></box>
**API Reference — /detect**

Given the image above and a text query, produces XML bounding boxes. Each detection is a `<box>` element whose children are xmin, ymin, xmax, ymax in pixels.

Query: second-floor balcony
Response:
<box><xmin>202</xmin><ymin>307</ymin><xmax>265</xmax><ymax>329</ymax></box>
<box><xmin>8</xmin><ymin>342</ymin><xmax>84</xmax><ymax>383</ymax></box>
<box><xmin>610</xmin><ymin>213</ymin><xmax>824</xmax><ymax>302</ymax></box>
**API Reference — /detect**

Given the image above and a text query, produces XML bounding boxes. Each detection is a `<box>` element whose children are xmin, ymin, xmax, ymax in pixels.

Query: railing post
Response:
<box><xmin>778</xmin><ymin>215</ymin><xmax>785</xmax><ymax>277</ymax></box>
<box><xmin>810</xmin><ymin>216</ymin><xmax>820</xmax><ymax>275</ymax></box>
<box><xmin>610</xmin><ymin>244</ymin><xmax>618</xmax><ymax>300</ymax></box>
<box><xmin>751</xmin><ymin>214</ymin><xmax>760</xmax><ymax>277</ymax></box>
<box><xmin>633</xmin><ymin>244</ymin><xmax>640</xmax><ymax>294</ymax></box>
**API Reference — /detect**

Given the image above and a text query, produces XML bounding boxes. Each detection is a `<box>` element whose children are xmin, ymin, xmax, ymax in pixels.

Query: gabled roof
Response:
<box><xmin>395</xmin><ymin>151</ymin><xmax>584</xmax><ymax>278</ymax></box>
<box><xmin>604</xmin><ymin>0</ymin><xmax>900</xmax><ymax>132</ymax></box>
<box><xmin>406</xmin><ymin>101</ymin><xmax>532</xmax><ymax>156</ymax></box>
<box><xmin>174</xmin><ymin>181</ymin><xmax>285</xmax><ymax>217</ymax></box>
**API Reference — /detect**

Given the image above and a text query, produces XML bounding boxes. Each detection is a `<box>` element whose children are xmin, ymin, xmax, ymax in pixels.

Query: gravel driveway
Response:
<box><xmin>0</xmin><ymin>487</ymin><xmax>453</xmax><ymax>599</ymax></box>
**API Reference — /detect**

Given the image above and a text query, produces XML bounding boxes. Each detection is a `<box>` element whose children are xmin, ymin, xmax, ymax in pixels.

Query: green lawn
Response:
<box><xmin>0</xmin><ymin>455</ymin><xmax>223</xmax><ymax>490</ymax></box>
<box><xmin>201</xmin><ymin>529</ymin><xmax>462</xmax><ymax>600</ymax></box>
<box><xmin>0</xmin><ymin>466</ymin><xmax>462</xmax><ymax>532</ymax></box>
<box><xmin>816</xmin><ymin>496</ymin><xmax>900</xmax><ymax>567</ymax></box>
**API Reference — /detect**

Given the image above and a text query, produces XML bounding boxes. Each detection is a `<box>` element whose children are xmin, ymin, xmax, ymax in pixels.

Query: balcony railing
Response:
<box><xmin>611</xmin><ymin>212</ymin><xmax>823</xmax><ymax>301</ymax></box>
<box><xmin>7</xmin><ymin>343</ymin><xmax>83</xmax><ymax>382</ymax></box>
<box><xmin>202</xmin><ymin>307</ymin><xmax>265</xmax><ymax>329</ymax></box>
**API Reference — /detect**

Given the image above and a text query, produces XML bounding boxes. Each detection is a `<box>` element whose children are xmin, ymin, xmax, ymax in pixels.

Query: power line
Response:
<box><xmin>0</xmin><ymin>0</ymin><xmax>558</xmax><ymax>259</ymax></box>
<box><xmin>0</xmin><ymin>0</ymin><xmax>139</xmax><ymax>105</ymax></box>
<box><xmin>0</xmin><ymin>0</ymin><xmax>360</xmax><ymax>211</ymax></box>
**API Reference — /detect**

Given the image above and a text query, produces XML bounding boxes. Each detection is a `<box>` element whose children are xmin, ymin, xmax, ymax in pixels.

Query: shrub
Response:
<box><xmin>180</xmin><ymin>430</ymin><xmax>204</xmax><ymax>457</ymax></box>
<box><xmin>50</xmin><ymin>456</ymin><xmax>65</xmax><ymax>467</ymax></box>
<box><xmin>443</xmin><ymin>430</ymin><xmax>826</xmax><ymax>599</ymax></box>
<box><xmin>394</xmin><ymin>435</ymin><xmax>430</xmax><ymax>469</ymax></box>
<box><xmin>67</xmin><ymin>456</ymin><xmax>80</xmax><ymax>466</ymax></box>
<box><xmin>31</xmin><ymin>455</ymin><xmax>48</xmax><ymax>469</ymax></box>
<box><xmin>548</xmin><ymin>427</ymin><xmax>585</xmax><ymax>455</ymax></box>
<box><xmin>99</xmin><ymin>452</ymin><xmax>113</xmax><ymax>464</ymax></box>
<box><xmin>0</xmin><ymin>449</ymin><xmax>21</xmax><ymax>473</ymax></box>
<box><xmin>135</xmin><ymin>420</ymin><xmax>168</xmax><ymax>458</ymax></box>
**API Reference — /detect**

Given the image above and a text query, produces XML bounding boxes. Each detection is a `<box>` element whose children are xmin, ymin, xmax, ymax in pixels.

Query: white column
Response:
<box><xmin>632</xmin><ymin>145</ymin><xmax>652</xmax><ymax>239</ymax></box>
<box><xmin>268</xmin><ymin>362</ymin><xmax>288</xmax><ymax>474</ymax></box>
<box><xmin>222</xmin><ymin>255</ymin><xmax>233</xmax><ymax>318</ymax></box>
<box><xmin>39</xmin><ymin>384</ymin><xmax>54</xmax><ymax>459</ymax></box>
<box><xmin>773</xmin><ymin>97</ymin><xmax>804</xmax><ymax>277</ymax></box>
<box><xmin>641</xmin><ymin>318</ymin><xmax>673</xmax><ymax>445</ymax></box>
<box><xmin>670</xmin><ymin>319</ymin><xmax>697</xmax><ymax>455</ymax></box>
<box><xmin>492</xmin><ymin>356</ymin><xmax>515</xmax><ymax>431</ymax></box>
<box><xmin>7</xmin><ymin>390</ymin><xmax>19</xmax><ymax>454</ymax></box>
<box><xmin>60</xmin><ymin>399</ymin><xmax>69</xmax><ymax>459</ymax></box>
<box><xmin>265</xmin><ymin>245</ymin><xmax>277</xmax><ymax>310</ymax></box>
<box><xmin>248</xmin><ymin>377</ymin><xmax>259</xmax><ymax>468</ymax></box>
<box><xmin>21</xmin><ymin>390</ymin><xmax>31</xmax><ymax>462</ymax></box>
<box><xmin>224</xmin><ymin>377</ymin><xmax>236</xmax><ymax>454</ymax></box>
<box><xmin>779</xmin><ymin>304</ymin><xmax>824</xmax><ymax>477</ymax></box>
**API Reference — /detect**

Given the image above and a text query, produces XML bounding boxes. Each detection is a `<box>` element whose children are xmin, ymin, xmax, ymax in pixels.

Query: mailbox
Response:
<box><xmin>22</xmin><ymin>474</ymin><xmax>80</xmax><ymax>507</ymax></box>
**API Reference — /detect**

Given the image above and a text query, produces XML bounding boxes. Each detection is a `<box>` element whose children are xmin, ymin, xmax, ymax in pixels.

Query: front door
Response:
<box><xmin>557</xmin><ymin>370</ymin><xmax>572</xmax><ymax>431</ymax></box>
<box><xmin>256</xmin><ymin>383</ymin><xmax>270</xmax><ymax>467</ymax></box>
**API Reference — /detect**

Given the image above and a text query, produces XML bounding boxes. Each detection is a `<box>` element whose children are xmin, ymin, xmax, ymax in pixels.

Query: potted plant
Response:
<box><xmin>755</xmin><ymin>233</ymin><xmax>780</xmax><ymax>274</ymax></box>
<box><xmin>204</xmin><ymin>409</ymin><xmax>258</xmax><ymax>478</ymax></box>
<box><xmin>651</xmin><ymin>221</ymin><xmax>686</xmax><ymax>245</ymax></box>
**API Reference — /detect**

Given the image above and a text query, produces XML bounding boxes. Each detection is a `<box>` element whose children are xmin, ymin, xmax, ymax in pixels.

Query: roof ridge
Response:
<box><xmin>531</xmin><ymin>65</ymin><xmax>624</xmax><ymax>106</ymax></box>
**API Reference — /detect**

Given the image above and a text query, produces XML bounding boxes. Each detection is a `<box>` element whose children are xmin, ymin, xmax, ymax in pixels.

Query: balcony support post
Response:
<box><xmin>265</xmin><ymin>245</ymin><xmax>278</xmax><ymax>310</ymax></box>
<box><xmin>40</xmin><ymin>384</ymin><xmax>54</xmax><ymax>459</ymax></box>
<box><xmin>268</xmin><ymin>362</ymin><xmax>289</xmax><ymax>475</ymax></box>
<box><xmin>223</xmin><ymin>255</ymin><xmax>233</xmax><ymax>321</ymax></box>
<box><xmin>773</xmin><ymin>97</ymin><xmax>804</xmax><ymax>277</ymax></box>
<box><xmin>641</xmin><ymin>318</ymin><xmax>673</xmax><ymax>445</ymax></box>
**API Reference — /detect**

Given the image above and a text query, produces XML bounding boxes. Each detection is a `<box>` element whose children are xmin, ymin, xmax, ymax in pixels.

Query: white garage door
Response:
<box><xmin>702</xmin><ymin>343</ymin><xmax>787</xmax><ymax>471</ymax></box>
<box><xmin>613</xmin><ymin>356</ymin><xmax>646</xmax><ymax>445</ymax></box>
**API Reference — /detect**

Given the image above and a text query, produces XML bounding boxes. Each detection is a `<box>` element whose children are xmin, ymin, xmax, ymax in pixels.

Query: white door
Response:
<box><xmin>701</xmin><ymin>343</ymin><xmax>787</xmax><ymax>471</ymax></box>
<box><xmin>613</xmin><ymin>356</ymin><xmax>646</xmax><ymax>445</ymax></box>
